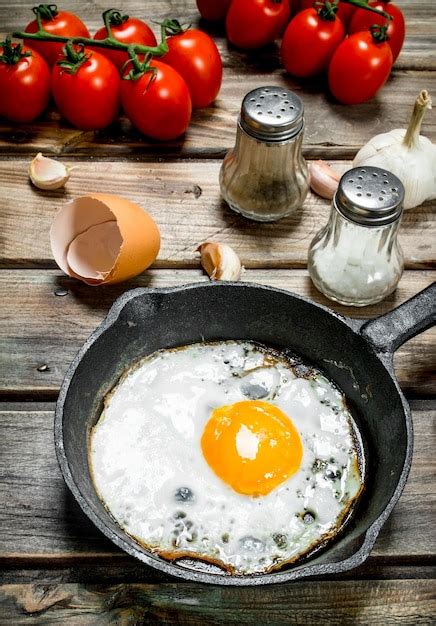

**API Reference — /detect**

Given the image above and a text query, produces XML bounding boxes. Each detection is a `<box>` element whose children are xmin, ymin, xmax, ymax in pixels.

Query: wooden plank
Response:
<box><xmin>0</xmin><ymin>269</ymin><xmax>435</xmax><ymax>397</ymax></box>
<box><xmin>0</xmin><ymin>160</ymin><xmax>434</xmax><ymax>269</ymax></box>
<box><xmin>0</xmin><ymin>405</ymin><xmax>434</xmax><ymax>561</ymax></box>
<box><xmin>1</xmin><ymin>579</ymin><xmax>435</xmax><ymax>624</ymax></box>
<box><xmin>0</xmin><ymin>69</ymin><xmax>434</xmax><ymax>158</ymax></box>
<box><xmin>1</xmin><ymin>0</ymin><xmax>434</xmax><ymax>71</ymax></box>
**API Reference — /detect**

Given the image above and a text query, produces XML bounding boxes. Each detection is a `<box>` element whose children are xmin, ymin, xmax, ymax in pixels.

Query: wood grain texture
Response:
<box><xmin>0</xmin><ymin>160</ymin><xmax>435</xmax><ymax>269</ymax></box>
<box><xmin>0</xmin><ymin>70</ymin><xmax>434</xmax><ymax>158</ymax></box>
<box><xmin>0</xmin><ymin>269</ymin><xmax>435</xmax><ymax>397</ymax></box>
<box><xmin>0</xmin><ymin>406</ymin><xmax>434</xmax><ymax>562</ymax></box>
<box><xmin>1</xmin><ymin>579</ymin><xmax>435</xmax><ymax>624</ymax></box>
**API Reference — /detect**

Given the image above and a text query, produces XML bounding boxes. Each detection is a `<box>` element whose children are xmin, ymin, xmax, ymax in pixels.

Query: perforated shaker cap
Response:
<box><xmin>239</xmin><ymin>86</ymin><xmax>304</xmax><ymax>142</ymax></box>
<box><xmin>335</xmin><ymin>166</ymin><xmax>405</xmax><ymax>226</ymax></box>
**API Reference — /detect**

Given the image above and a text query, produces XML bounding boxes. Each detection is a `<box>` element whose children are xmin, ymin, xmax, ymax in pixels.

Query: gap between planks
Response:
<box><xmin>0</xmin><ymin>559</ymin><xmax>435</xmax><ymax>586</ymax></box>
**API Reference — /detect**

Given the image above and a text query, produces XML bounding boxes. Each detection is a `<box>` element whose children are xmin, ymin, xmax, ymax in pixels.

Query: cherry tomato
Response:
<box><xmin>93</xmin><ymin>11</ymin><xmax>157</xmax><ymax>71</ymax></box>
<box><xmin>0</xmin><ymin>41</ymin><xmax>50</xmax><ymax>122</ymax></box>
<box><xmin>281</xmin><ymin>8</ymin><xmax>345</xmax><ymax>77</ymax></box>
<box><xmin>328</xmin><ymin>30</ymin><xmax>393</xmax><ymax>104</ymax></box>
<box><xmin>298</xmin><ymin>0</ymin><xmax>356</xmax><ymax>28</ymax></box>
<box><xmin>24</xmin><ymin>5</ymin><xmax>90</xmax><ymax>67</ymax></box>
<box><xmin>121</xmin><ymin>60</ymin><xmax>192</xmax><ymax>140</ymax></box>
<box><xmin>52</xmin><ymin>49</ymin><xmax>120</xmax><ymax>130</ymax></box>
<box><xmin>163</xmin><ymin>28</ymin><xmax>222</xmax><ymax>108</ymax></box>
<box><xmin>349</xmin><ymin>1</ymin><xmax>405</xmax><ymax>62</ymax></box>
<box><xmin>226</xmin><ymin>0</ymin><xmax>291</xmax><ymax>49</ymax></box>
<box><xmin>196</xmin><ymin>0</ymin><xmax>232</xmax><ymax>21</ymax></box>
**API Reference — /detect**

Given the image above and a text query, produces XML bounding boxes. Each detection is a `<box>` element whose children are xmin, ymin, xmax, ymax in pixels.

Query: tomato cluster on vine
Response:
<box><xmin>0</xmin><ymin>5</ymin><xmax>223</xmax><ymax>140</ymax></box>
<box><xmin>197</xmin><ymin>0</ymin><xmax>405</xmax><ymax>105</ymax></box>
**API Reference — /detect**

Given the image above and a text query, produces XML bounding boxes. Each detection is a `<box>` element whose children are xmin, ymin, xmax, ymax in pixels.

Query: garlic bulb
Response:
<box><xmin>29</xmin><ymin>153</ymin><xmax>70</xmax><ymax>190</ymax></box>
<box><xmin>353</xmin><ymin>91</ymin><xmax>436</xmax><ymax>209</ymax></box>
<box><xmin>197</xmin><ymin>242</ymin><xmax>242</xmax><ymax>281</ymax></box>
<box><xmin>309</xmin><ymin>160</ymin><xmax>340</xmax><ymax>200</ymax></box>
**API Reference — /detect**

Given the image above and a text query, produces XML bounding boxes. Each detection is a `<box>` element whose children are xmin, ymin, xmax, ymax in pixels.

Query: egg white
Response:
<box><xmin>90</xmin><ymin>341</ymin><xmax>364</xmax><ymax>575</ymax></box>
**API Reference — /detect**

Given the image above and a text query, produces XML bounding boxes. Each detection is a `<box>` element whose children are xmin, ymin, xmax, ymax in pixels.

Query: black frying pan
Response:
<box><xmin>54</xmin><ymin>281</ymin><xmax>435</xmax><ymax>585</ymax></box>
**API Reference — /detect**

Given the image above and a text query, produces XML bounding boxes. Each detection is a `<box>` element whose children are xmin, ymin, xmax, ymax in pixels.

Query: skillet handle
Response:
<box><xmin>360</xmin><ymin>283</ymin><xmax>436</xmax><ymax>354</ymax></box>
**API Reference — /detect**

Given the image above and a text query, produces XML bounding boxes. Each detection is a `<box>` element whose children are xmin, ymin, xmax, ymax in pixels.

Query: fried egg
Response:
<box><xmin>90</xmin><ymin>341</ymin><xmax>364</xmax><ymax>575</ymax></box>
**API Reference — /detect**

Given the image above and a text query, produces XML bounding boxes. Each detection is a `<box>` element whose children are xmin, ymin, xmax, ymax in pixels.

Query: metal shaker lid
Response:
<box><xmin>335</xmin><ymin>166</ymin><xmax>405</xmax><ymax>226</ymax></box>
<box><xmin>240</xmin><ymin>86</ymin><xmax>304</xmax><ymax>142</ymax></box>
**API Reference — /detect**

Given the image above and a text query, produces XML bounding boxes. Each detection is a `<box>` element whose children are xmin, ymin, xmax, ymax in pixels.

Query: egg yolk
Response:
<box><xmin>201</xmin><ymin>400</ymin><xmax>303</xmax><ymax>496</ymax></box>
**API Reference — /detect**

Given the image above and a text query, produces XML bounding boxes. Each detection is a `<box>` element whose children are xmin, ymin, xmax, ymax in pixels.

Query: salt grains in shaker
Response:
<box><xmin>219</xmin><ymin>86</ymin><xmax>309</xmax><ymax>221</ymax></box>
<box><xmin>308</xmin><ymin>166</ymin><xmax>405</xmax><ymax>306</ymax></box>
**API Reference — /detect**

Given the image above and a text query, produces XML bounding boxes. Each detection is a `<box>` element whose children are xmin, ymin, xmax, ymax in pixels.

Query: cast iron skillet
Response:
<box><xmin>55</xmin><ymin>281</ymin><xmax>435</xmax><ymax>585</ymax></box>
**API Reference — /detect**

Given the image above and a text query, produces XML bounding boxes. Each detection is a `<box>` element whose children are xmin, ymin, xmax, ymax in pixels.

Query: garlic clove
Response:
<box><xmin>197</xmin><ymin>242</ymin><xmax>242</xmax><ymax>281</ymax></box>
<box><xmin>309</xmin><ymin>160</ymin><xmax>341</xmax><ymax>200</ymax></box>
<box><xmin>29</xmin><ymin>153</ymin><xmax>70</xmax><ymax>190</ymax></box>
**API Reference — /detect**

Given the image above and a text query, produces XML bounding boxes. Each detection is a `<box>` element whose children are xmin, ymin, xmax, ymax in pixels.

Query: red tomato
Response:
<box><xmin>121</xmin><ymin>60</ymin><xmax>192</xmax><ymax>140</ymax></box>
<box><xmin>93</xmin><ymin>14</ymin><xmax>157</xmax><ymax>71</ymax></box>
<box><xmin>162</xmin><ymin>29</ymin><xmax>222</xmax><ymax>108</ymax></box>
<box><xmin>281</xmin><ymin>8</ymin><xmax>345</xmax><ymax>77</ymax></box>
<box><xmin>24</xmin><ymin>6</ymin><xmax>90</xmax><ymax>67</ymax></box>
<box><xmin>298</xmin><ymin>0</ymin><xmax>356</xmax><ymax>28</ymax></box>
<box><xmin>196</xmin><ymin>0</ymin><xmax>232</xmax><ymax>21</ymax></box>
<box><xmin>226</xmin><ymin>0</ymin><xmax>291</xmax><ymax>49</ymax></box>
<box><xmin>0</xmin><ymin>42</ymin><xmax>50</xmax><ymax>122</ymax></box>
<box><xmin>328</xmin><ymin>30</ymin><xmax>393</xmax><ymax>104</ymax></box>
<box><xmin>52</xmin><ymin>49</ymin><xmax>120</xmax><ymax>130</ymax></box>
<box><xmin>349</xmin><ymin>1</ymin><xmax>405</xmax><ymax>62</ymax></box>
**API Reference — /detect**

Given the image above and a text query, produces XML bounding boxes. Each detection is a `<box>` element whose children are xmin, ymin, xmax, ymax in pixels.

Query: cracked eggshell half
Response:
<box><xmin>50</xmin><ymin>193</ymin><xmax>160</xmax><ymax>285</ymax></box>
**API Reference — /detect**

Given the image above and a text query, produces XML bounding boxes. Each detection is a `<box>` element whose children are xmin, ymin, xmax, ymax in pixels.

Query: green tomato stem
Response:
<box><xmin>33</xmin><ymin>4</ymin><xmax>58</xmax><ymax>22</ymax></box>
<box><xmin>103</xmin><ymin>9</ymin><xmax>116</xmax><ymax>39</ymax></box>
<box><xmin>105</xmin><ymin>9</ymin><xmax>129</xmax><ymax>28</ymax></box>
<box><xmin>370</xmin><ymin>23</ymin><xmax>390</xmax><ymax>42</ymax></box>
<box><xmin>34</xmin><ymin>9</ymin><xmax>44</xmax><ymax>32</ymax></box>
<box><xmin>56</xmin><ymin>40</ymin><xmax>90</xmax><ymax>74</ymax></box>
<box><xmin>12</xmin><ymin>5</ymin><xmax>170</xmax><ymax>75</ymax></box>
<box><xmin>0</xmin><ymin>35</ymin><xmax>31</xmax><ymax>64</ymax></box>
<box><xmin>315</xmin><ymin>1</ymin><xmax>339</xmax><ymax>21</ymax></box>
<box><xmin>339</xmin><ymin>0</ymin><xmax>392</xmax><ymax>21</ymax></box>
<box><xmin>13</xmin><ymin>28</ymin><xmax>168</xmax><ymax>56</ymax></box>
<box><xmin>123</xmin><ymin>46</ymin><xmax>157</xmax><ymax>81</ymax></box>
<box><xmin>155</xmin><ymin>18</ymin><xmax>190</xmax><ymax>37</ymax></box>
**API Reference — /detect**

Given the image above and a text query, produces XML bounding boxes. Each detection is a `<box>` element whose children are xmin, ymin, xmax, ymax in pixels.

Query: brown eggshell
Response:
<box><xmin>50</xmin><ymin>193</ymin><xmax>160</xmax><ymax>285</ymax></box>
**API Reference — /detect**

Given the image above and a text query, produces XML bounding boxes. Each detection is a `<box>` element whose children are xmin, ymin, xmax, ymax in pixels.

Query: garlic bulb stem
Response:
<box><xmin>403</xmin><ymin>90</ymin><xmax>432</xmax><ymax>149</ymax></box>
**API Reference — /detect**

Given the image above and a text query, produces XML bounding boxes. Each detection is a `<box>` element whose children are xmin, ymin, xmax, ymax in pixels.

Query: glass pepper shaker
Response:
<box><xmin>219</xmin><ymin>86</ymin><xmax>309</xmax><ymax>222</ymax></box>
<box><xmin>308</xmin><ymin>166</ymin><xmax>405</xmax><ymax>307</ymax></box>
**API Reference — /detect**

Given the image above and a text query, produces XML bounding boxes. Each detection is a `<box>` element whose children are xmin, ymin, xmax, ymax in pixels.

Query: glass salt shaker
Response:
<box><xmin>219</xmin><ymin>86</ymin><xmax>309</xmax><ymax>221</ymax></box>
<box><xmin>308</xmin><ymin>166</ymin><xmax>405</xmax><ymax>307</ymax></box>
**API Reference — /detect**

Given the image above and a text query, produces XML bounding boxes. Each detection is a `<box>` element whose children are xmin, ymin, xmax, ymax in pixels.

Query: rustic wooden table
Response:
<box><xmin>0</xmin><ymin>0</ymin><xmax>435</xmax><ymax>623</ymax></box>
